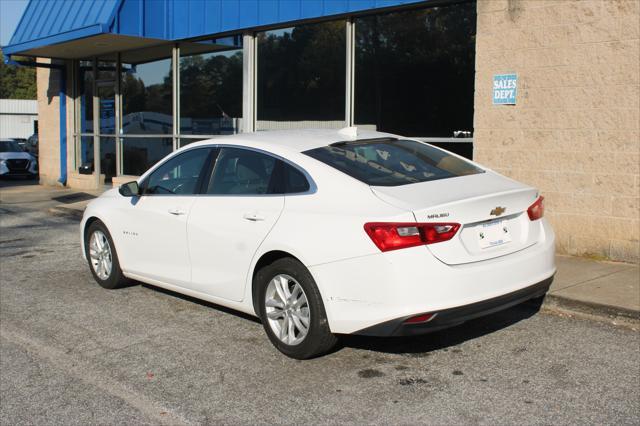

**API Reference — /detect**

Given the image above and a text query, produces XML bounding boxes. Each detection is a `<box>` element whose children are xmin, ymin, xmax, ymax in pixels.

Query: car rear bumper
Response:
<box><xmin>311</xmin><ymin>218</ymin><xmax>556</xmax><ymax>335</ymax></box>
<box><xmin>353</xmin><ymin>276</ymin><xmax>552</xmax><ymax>336</ymax></box>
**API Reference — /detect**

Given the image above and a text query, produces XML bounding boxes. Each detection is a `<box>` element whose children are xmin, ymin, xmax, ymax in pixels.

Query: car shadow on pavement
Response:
<box><xmin>140</xmin><ymin>283</ymin><xmax>262</xmax><ymax>325</ymax></box>
<box><xmin>139</xmin><ymin>281</ymin><xmax>543</xmax><ymax>357</ymax></box>
<box><xmin>338</xmin><ymin>299</ymin><xmax>544</xmax><ymax>355</ymax></box>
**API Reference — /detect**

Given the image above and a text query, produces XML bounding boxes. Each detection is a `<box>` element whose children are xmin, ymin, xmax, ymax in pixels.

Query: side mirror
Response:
<box><xmin>119</xmin><ymin>181</ymin><xmax>140</xmax><ymax>197</ymax></box>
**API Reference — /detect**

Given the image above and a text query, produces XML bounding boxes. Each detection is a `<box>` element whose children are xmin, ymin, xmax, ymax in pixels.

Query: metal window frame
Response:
<box><xmin>69</xmin><ymin>1</ymin><xmax>474</xmax><ymax>184</ymax></box>
<box><xmin>345</xmin><ymin>18</ymin><xmax>355</xmax><ymax>127</ymax></box>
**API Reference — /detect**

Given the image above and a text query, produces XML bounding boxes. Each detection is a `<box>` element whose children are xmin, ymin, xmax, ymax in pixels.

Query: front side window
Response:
<box><xmin>304</xmin><ymin>138</ymin><xmax>483</xmax><ymax>187</ymax></box>
<box><xmin>207</xmin><ymin>148</ymin><xmax>277</xmax><ymax>195</ymax></box>
<box><xmin>143</xmin><ymin>148</ymin><xmax>211</xmax><ymax>195</ymax></box>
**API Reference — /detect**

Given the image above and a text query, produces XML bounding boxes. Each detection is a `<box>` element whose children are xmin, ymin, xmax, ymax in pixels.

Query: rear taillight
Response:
<box><xmin>364</xmin><ymin>222</ymin><xmax>461</xmax><ymax>252</ymax></box>
<box><xmin>527</xmin><ymin>196</ymin><xmax>545</xmax><ymax>221</ymax></box>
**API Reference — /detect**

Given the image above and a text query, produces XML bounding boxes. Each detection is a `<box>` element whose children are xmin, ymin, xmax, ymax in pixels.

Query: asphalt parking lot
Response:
<box><xmin>1</xmin><ymin>190</ymin><xmax>639</xmax><ymax>425</ymax></box>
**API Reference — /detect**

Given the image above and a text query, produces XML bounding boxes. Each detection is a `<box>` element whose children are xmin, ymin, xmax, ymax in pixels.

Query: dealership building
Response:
<box><xmin>2</xmin><ymin>0</ymin><xmax>638</xmax><ymax>263</ymax></box>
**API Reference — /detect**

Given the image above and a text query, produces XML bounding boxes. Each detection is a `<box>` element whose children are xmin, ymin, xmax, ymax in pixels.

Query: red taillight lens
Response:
<box><xmin>527</xmin><ymin>196</ymin><xmax>545</xmax><ymax>221</ymax></box>
<box><xmin>364</xmin><ymin>222</ymin><xmax>461</xmax><ymax>252</ymax></box>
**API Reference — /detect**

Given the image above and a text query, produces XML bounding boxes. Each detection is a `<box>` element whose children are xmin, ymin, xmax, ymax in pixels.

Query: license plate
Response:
<box><xmin>477</xmin><ymin>220</ymin><xmax>511</xmax><ymax>249</ymax></box>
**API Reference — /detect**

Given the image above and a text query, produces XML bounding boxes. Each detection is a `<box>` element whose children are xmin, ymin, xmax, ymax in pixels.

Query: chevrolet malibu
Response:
<box><xmin>81</xmin><ymin>129</ymin><xmax>555</xmax><ymax>359</ymax></box>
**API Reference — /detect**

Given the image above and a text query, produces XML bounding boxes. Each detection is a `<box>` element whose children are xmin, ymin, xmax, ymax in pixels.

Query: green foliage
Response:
<box><xmin>0</xmin><ymin>50</ymin><xmax>36</xmax><ymax>99</ymax></box>
<box><xmin>257</xmin><ymin>21</ymin><xmax>346</xmax><ymax>121</ymax></box>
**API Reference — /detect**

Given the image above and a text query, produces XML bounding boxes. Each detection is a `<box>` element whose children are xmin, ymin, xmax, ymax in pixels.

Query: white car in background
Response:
<box><xmin>80</xmin><ymin>129</ymin><xmax>555</xmax><ymax>359</ymax></box>
<box><xmin>0</xmin><ymin>139</ymin><xmax>38</xmax><ymax>179</ymax></box>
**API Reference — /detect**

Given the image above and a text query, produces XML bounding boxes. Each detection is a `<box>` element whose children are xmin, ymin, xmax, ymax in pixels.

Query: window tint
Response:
<box><xmin>144</xmin><ymin>148</ymin><xmax>210</xmax><ymax>195</ymax></box>
<box><xmin>304</xmin><ymin>139</ymin><xmax>483</xmax><ymax>187</ymax></box>
<box><xmin>284</xmin><ymin>163</ymin><xmax>310</xmax><ymax>193</ymax></box>
<box><xmin>207</xmin><ymin>148</ymin><xmax>276</xmax><ymax>195</ymax></box>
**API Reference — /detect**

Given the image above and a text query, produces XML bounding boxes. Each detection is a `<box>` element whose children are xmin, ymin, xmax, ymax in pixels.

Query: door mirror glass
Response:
<box><xmin>119</xmin><ymin>181</ymin><xmax>140</xmax><ymax>197</ymax></box>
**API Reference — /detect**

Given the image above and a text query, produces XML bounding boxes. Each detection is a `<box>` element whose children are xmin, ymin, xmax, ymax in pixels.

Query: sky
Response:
<box><xmin>1</xmin><ymin>0</ymin><xmax>28</xmax><ymax>46</ymax></box>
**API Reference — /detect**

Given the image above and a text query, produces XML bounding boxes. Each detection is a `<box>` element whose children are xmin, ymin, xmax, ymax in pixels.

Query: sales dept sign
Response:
<box><xmin>493</xmin><ymin>74</ymin><xmax>517</xmax><ymax>105</ymax></box>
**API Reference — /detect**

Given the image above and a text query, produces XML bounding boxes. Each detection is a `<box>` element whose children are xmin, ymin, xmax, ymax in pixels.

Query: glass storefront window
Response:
<box><xmin>97</xmin><ymin>61</ymin><xmax>116</xmax><ymax>135</ymax></box>
<box><xmin>78</xmin><ymin>61</ymin><xmax>94</xmax><ymax>133</ymax></box>
<box><xmin>100</xmin><ymin>137</ymin><xmax>116</xmax><ymax>182</ymax></box>
<box><xmin>179</xmin><ymin>137</ymin><xmax>210</xmax><ymax>148</ymax></box>
<box><xmin>180</xmin><ymin>37</ymin><xmax>243</xmax><ymax>135</ymax></box>
<box><xmin>121</xmin><ymin>57</ymin><xmax>172</xmax><ymax>135</ymax></box>
<box><xmin>122</xmin><ymin>137</ymin><xmax>173</xmax><ymax>176</ymax></box>
<box><xmin>78</xmin><ymin>135</ymin><xmax>93</xmax><ymax>167</ymax></box>
<box><xmin>354</xmin><ymin>3</ymin><xmax>476</xmax><ymax>137</ymax></box>
<box><xmin>256</xmin><ymin>21</ymin><xmax>346</xmax><ymax>130</ymax></box>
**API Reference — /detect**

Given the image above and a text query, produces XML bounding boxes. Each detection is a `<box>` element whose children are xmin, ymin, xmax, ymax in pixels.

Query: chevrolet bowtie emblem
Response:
<box><xmin>490</xmin><ymin>206</ymin><xmax>506</xmax><ymax>216</ymax></box>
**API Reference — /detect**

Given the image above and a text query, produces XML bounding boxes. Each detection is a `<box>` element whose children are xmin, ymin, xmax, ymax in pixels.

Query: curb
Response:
<box><xmin>48</xmin><ymin>206</ymin><xmax>84</xmax><ymax>220</ymax></box>
<box><xmin>541</xmin><ymin>293</ymin><xmax>639</xmax><ymax>329</ymax></box>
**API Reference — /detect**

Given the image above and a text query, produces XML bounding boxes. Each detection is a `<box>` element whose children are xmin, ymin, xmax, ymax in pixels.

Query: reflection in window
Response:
<box><xmin>354</xmin><ymin>4</ymin><xmax>476</xmax><ymax>137</ymax></box>
<box><xmin>122</xmin><ymin>137</ymin><xmax>173</xmax><ymax>176</ymax></box>
<box><xmin>179</xmin><ymin>138</ymin><xmax>209</xmax><ymax>148</ymax></box>
<box><xmin>180</xmin><ymin>37</ymin><xmax>243</xmax><ymax>135</ymax></box>
<box><xmin>257</xmin><ymin>21</ymin><xmax>346</xmax><ymax>130</ymax></box>
<box><xmin>121</xmin><ymin>58</ymin><xmax>172</xmax><ymax>135</ymax></box>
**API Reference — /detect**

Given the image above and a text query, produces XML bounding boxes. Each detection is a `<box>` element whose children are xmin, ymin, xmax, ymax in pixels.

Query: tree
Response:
<box><xmin>0</xmin><ymin>50</ymin><xmax>36</xmax><ymax>99</ymax></box>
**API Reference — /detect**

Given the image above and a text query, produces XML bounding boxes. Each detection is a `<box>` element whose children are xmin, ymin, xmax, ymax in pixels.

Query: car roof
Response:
<box><xmin>186</xmin><ymin>128</ymin><xmax>398</xmax><ymax>156</ymax></box>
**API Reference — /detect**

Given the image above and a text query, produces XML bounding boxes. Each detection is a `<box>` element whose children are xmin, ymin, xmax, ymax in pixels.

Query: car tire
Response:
<box><xmin>256</xmin><ymin>257</ymin><xmax>338</xmax><ymax>359</ymax></box>
<box><xmin>85</xmin><ymin>220</ymin><xmax>129</xmax><ymax>290</ymax></box>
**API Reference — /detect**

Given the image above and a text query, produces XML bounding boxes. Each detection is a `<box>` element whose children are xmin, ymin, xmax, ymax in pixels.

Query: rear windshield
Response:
<box><xmin>304</xmin><ymin>138</ymin><xmax>483</xmax><ymax>186</ymax></box>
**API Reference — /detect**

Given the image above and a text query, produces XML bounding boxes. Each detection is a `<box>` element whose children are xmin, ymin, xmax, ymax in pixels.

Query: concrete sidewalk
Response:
<box><xmin>547</xmin><ymin>256</ymin><xmax>639</xmax><ymax>325</ymax></box>
<box><xmin>2</xmin><ymin>183</ymin><xmax>639</xmax><ymax>326</ymax></box>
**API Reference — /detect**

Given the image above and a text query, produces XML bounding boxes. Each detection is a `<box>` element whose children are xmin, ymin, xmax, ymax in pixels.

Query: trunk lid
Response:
<box><xmin>371</xmin><ymin>171</ymin><xmax>540</xmax><ymax>265</ymax></box>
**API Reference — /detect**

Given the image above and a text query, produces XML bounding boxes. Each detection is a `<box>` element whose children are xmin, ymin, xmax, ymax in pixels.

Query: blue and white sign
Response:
<box><xmin>493</xmin><ymin>73</ymin><xmax>517</xmax><ymax>105</ymax></box>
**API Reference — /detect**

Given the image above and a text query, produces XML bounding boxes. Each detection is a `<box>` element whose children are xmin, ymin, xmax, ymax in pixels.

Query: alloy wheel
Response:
<box><xmin>89</xmin><ymin>230</ymin><xmax>112</xmax><ymax>280</ymax></box>
<box><xmin>264</xmin><ymin>274</ymin><xmax>310</xmax><ymax>346</ymax></box>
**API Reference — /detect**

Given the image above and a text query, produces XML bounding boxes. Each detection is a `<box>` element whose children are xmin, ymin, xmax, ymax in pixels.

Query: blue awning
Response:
<box><xmin>3</xmin><ymin>0</ymin><xmax>428</xmax><ymax>59</ymax></box>
<box><xmin>3</xmin><ymin>0</ymin><xmax>120</xmax><ymax>56</ymax></box>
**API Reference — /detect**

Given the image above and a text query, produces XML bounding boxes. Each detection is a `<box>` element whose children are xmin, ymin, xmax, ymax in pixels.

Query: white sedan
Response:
<box><xmin>81</xmin><ymin>129</ymin><xmax>555</xmax><ymax>359</ymax></box>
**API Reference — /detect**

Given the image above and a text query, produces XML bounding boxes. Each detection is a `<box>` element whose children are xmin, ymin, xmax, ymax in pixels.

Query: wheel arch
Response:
<box><xmin>81</xmin><ymin>214</ymin><xmax>120</xmax><ymax>263</ymax></box>
<box><xmin>250</xmin><ymin>250</ymin><xmax>305</xmax><ymax>315</ymax></box>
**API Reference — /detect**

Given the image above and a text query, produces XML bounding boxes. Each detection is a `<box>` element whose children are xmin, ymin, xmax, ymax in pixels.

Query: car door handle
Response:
<box><xmin>243</xmin><ymin>212</ymin><xmax>265</xmax><ymax>222</ymax></box>
<box><xmin>168</xmin><ymin>208</ymin><xmax>187</xmax><ymax>216</ymax></box>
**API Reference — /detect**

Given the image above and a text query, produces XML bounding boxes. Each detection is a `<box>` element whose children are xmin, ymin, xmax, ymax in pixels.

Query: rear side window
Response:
<box><xmin>283</xmin><ymin>163</ymin><xmax>310</xmax><ymax>193</ymax></box>
<box><xmin>207</xmin><ymin>148</ymin><xmax>277</xmax><ymax>195</ymax></box>
<box><xmin>304</xmin><ymin>138</ymin><xmax>483</xmax><ymax>186</ymax></box>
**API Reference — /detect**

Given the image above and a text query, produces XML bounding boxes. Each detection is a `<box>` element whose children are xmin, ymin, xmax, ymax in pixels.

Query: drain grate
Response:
<box><xmin>52</xmin><ymin>192</ymin><xmax>96</xmax><ymax>204</ymax></box>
